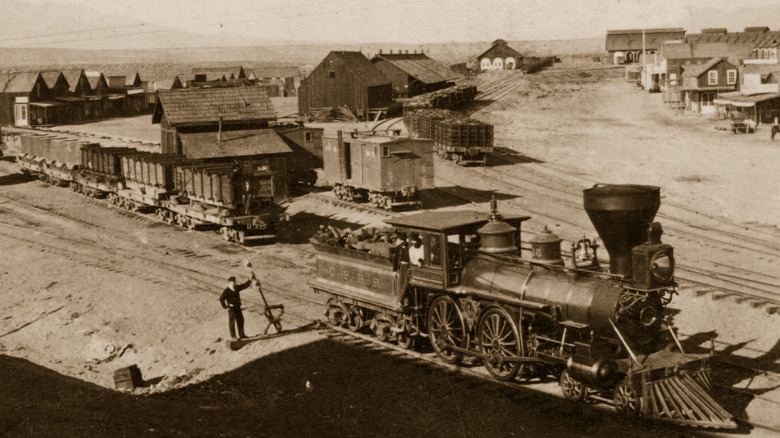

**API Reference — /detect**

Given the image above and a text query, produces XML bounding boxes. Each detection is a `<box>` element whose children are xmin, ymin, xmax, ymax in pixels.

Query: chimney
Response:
<box><xmin>379</xmin><ymin>49</ymin><xmax>383</xmax><ymax>54</ymax></box>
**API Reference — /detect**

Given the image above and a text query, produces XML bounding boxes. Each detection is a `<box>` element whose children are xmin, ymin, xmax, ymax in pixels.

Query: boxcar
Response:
<box><xmin>322</xmin><ymin>130</ymin><xmax>434</xmax><ymax>209</ymax></box>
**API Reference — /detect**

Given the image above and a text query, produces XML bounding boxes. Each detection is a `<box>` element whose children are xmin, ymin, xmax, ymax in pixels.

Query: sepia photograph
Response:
<box><xmin>0</xmin><ymin>0</ymin><xmax>778</xmax><ymax>436</ymax></box>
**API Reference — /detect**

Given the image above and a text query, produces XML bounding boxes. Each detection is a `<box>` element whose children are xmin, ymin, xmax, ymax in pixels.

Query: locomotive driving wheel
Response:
<box><xmin>613</xmin><ymin>380</ymin><xmax>641</xmax><ymax>416</ymax></box>
<box><xmin>477</xmin><ymin>306</ymin><xmax>523</xmax><ymax>381</ymax></box>
<box><xmin>427</xmin><ymin>295</ymin><xmax>467</xmax><ymax>364</ymax></box>
<box><xmin>559</xmin><ymin>369</ymin><xmax>587</xmax><ymax>402</ymax></box>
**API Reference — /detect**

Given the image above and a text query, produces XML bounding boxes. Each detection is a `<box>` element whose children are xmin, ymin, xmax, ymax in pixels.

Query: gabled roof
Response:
<box><xmin>60</xmin><ymin>69</ymin><xmax>85</xmax><ymax>93</ymax></box>
<box><xmin>606</xmin><ymin>28</ymin><xmax>686</xmax><ymax>51</ymax></box>
<box><xmin>681</xmin><ymin>58</ymin><xmax>734</xmax><ymax>78</ymax></box>
<box><xmin>152</xmin><ymin>87</ymin><xmax>276</xmax><ymax>126</ymax></box>
<box><xmin>662</xmin><ymin>42</ymin><xmax>753</xmax><ymax>63</ymax></box>
<box><xmin>178</xmin><ymin>128</ymin><xmax>292</xmax><ymax>159</ymax></box>
<box><xmin>251</xmin><ymin>67</ymin><xmax>300</xmax><ymax>79</ymax></box>
<box><xmin>2</xmin><ymin>72</ymin><xmax>41</xmax><ymax>93</ymax></box>
<box><xmin>328</xmin><ymin>51</ymin><xmax>389</xmax><ymax>87</ymax></box>
<box><xmin>192</xmin><ymin>66</ymin><xmax>245</xmax><ymax>79</ymax></box>
<box><xmin>84</xmin><ymin>71</ymin><xmax>105</xmax><ymax>90</ymax></box>
<box><xmin>476</xmin><ymin>40</ymin><xmax>523</xmax><ymax>61</ymax></box>
<box><xmin>372</xmin><ymin>53</ymin><xmax>459</xmax><ymax>84</ymax></box>
<box><xmin>39</xmin><ymin>71</ymin><xmax>64</xmax><ymax>88</ymax></box>
<box><xmin>686</xmin><ymin>30</ymin><xmax>780</xmax><ymax>45</ymax></box>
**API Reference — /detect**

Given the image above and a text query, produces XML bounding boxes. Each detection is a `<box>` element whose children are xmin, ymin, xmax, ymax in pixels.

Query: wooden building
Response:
<box><xmin>0</xmin><ymin>72</ymin><xmax>48</xmax><ymax>127</ymax></box>
<box><xmin>298</xmin><ymin>51</ymin><xmax>393</xmax><ymax>121</ymax></box>
<box><xmin>477</xmin><ymin>39</ymin><xmax>524</xmax><ymax>71</ymax></box>
<box><xmin>370</xmin><ymin>50</ymin><xmax>458</xmax><ymax>98</ymax></box>
<box><xmin>680</xmin><ymin>58</ymin><xmax>738</xmax><ymax>114</ymax></box>
<box><xmin>152</xmin><ymin>87</ymin><xmax>277</xmax><ymax>155</ymax></box>
<box><xmin>605</xmin><ymin>28</ymin><xmax>686</xmax><ymax>64</ymax></box>
<box><xmin>251</xmin><ymin>67</ymin><xmax>300</xmax><ymax>96</ymax></box>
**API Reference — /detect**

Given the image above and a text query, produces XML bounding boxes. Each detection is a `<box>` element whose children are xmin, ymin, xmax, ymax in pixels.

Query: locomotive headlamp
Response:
<box><xmin>650</xmin><ymin>250</ymin><xmax>674</xmax><ymax>282</ymax></box>
<box><xmin>639</xmin><ymin>306</ymin><xmax>658</xmax><ymax>327</ymax></box>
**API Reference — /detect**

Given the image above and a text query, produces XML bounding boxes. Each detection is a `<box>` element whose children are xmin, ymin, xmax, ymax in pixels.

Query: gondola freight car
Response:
<box><xmin>323</xmin><ymin>130</ymin><xmax>434</xmax><ymax>209</ymax></box>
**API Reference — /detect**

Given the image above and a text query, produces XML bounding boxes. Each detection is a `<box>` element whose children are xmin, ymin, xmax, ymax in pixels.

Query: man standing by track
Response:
<box><xmin>219</xmin><ymin>275</ymin><xmax>254</xmax><ymax>339</ymax></box>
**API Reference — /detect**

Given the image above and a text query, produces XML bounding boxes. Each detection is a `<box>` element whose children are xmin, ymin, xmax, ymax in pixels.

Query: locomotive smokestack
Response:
<box><xmin>583</xmin><ymin>184</ymin><xmax>660</xmax><ymax>276</ymax></box>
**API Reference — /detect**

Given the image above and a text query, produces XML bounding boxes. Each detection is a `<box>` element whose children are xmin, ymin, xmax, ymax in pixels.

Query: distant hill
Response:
<box><xmin>0</xmin><ymin>38</ymin><xmax>604</xmax><ymax>72</ymax></box>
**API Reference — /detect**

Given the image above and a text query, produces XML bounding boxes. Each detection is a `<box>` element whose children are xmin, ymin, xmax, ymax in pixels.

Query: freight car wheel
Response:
<box><xmin>347</xmin><ymin>308</ymin><xmax>364</xmax><ymax>332</ymax></box>
<box><xmin>613</xmin><ymin>381</ymin><xmax>641</xmax><ymax>416</ymax></box>
<box><xmin>326</xmin><ymin>298</ymin><xmax>349</xmax><ymax>327</ymax></box>
<box><xmin>477</xmin><ymin>306</ymin><xmax>523</xmax><ymax>381</ymax></box>
<box><xmin>427</xmin><ymin>295</ymin><xmax>466</xmax><ymax>364</ymax></box>
<box><xmin>559</xmin><ymin>369</ymin><xmax>587</xmax><ymax>402</ymax></box>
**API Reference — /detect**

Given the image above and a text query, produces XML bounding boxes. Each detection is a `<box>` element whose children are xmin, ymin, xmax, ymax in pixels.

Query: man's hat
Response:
<box><xmin>227</xmin><ymin>276</ymin><xmax>236</xmax><ymax>282</ymax></box>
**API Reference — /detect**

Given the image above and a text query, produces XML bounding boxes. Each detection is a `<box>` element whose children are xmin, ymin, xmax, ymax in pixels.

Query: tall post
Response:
<box><xmin>218</xmin><ymin>116</ymin><xmax>223</xmax><ymax>143</ymax></box>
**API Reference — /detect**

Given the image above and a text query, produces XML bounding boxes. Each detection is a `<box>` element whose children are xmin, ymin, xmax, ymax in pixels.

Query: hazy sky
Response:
<box><xmin>8</xmin><ymin>0</ymin><xmax>780</xmax><ymax>45</ymax></box>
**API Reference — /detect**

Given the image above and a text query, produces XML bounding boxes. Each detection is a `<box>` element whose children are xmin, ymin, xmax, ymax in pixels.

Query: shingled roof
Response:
<box><xmin>178</xmin><ymin>128</ymin><xmax>291</xmax><ymax>159</ymax></box>
<box><xmin>605</xmin><ymin>28</ymin><xmax>686</xmax><ymax>51</ymax></box>
<box><xmin>329</xmin><ymin>51</ymin><xmax>389</xmax><ymax>87</ymax></box>
<box><xmin>251</xmin><ymin>67</ymin><xmax>300</xmax><ymax>79</ymax></box>
<box><xmin>372</xmin><ymin>53</ymin><xmax>458</xmax><ymax>84</ymax></box>
<box><xmin>2</xmin><ymin>72</ymin><xmax>41</xmax><ymax>93</ymax></box>
<box><xmin>152</xmin><ymin>87</ymin><xmax>276</xmax><ymax>126</ymax></box>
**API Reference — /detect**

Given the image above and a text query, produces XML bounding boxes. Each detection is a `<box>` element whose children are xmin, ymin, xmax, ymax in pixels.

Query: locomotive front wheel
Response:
<box><xmin>477</xmin><ymin>306</ymin><xmax>523</xmax><ymax>381</ymax></box>
<box><xmin>559</xmin><ymin>369</ymin><xmax>587</xmax><ymax>402</ymax></box>
<box><xmin>427</xmin><ymin>295</ymin><xmax>467</xmax><ymax>364</ymax></box>
<box><xmin>613</xmin><ymin>381</ymin><xmax>641</xmax><ymax>416</ymax></box>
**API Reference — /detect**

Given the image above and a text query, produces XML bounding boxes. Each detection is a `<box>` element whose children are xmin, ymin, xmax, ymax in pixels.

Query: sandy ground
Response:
<box><xmin>1</xmin><ymin>62</ymin><xmax>779</xmax><ymax>436</ymax></box>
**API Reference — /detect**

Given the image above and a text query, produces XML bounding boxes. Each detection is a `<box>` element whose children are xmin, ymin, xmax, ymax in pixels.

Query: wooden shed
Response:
<box><xmin>370</xmin><ymin>51</ymin><xmax>458</xmax><ymax>98</ymax></box>
<box><xmin>152</xmin><ymin>87</ymin><xmax>277</xmax><ymax>155</ymax></box>
<box><xmin>298</xmin><ymin>51</ymin><xmax>393</xmax><ymax>121</ymax></box>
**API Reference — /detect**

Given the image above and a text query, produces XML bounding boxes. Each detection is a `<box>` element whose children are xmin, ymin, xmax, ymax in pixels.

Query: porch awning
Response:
<box><xmin>29</xmin><ymin>101</ymin><xmax>64</xmax><ymax>107</ymax></box>
<box><xmin>713</xmin><ymin>92</ymin><xmax>780</xmax><ymax>107</ymax></box>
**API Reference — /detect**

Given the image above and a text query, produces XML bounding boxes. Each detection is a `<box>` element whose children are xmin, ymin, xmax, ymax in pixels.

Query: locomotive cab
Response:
<box><xmin>385</xmin><ymin>208</ymin><xmax>529</xmax><ymax>289</ymax></box>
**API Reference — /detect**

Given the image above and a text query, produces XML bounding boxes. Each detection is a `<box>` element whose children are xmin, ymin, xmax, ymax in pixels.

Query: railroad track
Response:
<box><xmin>462</xmin><ymin>71</ymin><xmax>528</xmax><ymax>115</ymax></box>
<box><xmin>321</xmin><ymin>322</ymin><xmax>775</xmax><ymax>434</ymax></box>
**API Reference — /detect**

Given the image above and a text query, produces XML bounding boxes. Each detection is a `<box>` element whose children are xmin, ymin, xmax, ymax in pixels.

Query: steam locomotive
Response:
<box><xmin>310</xmin><ymin>184</ymin><xmax>736</xmax><ymax>429</ymax></box>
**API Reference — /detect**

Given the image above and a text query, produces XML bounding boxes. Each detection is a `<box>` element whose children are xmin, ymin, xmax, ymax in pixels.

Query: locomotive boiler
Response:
<box><xmin>311</xmin><ymin>184</ymin><xmax>735</xmax><ymax>429</ymax></box>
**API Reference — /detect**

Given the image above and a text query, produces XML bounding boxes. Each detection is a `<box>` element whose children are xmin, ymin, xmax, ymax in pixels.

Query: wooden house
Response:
<box><xmin>0</xmin><ymin>72</ymin><xmax>48</xmax><ymax>126</ymax></box>
<box><xmin>152</xmin><ymin>87</ymin><xmax>277</xmax><ymax>155</ymax></box>
<box><xmin>251</xmin><ymin>67</ymin><xmax>301</xmax><ymax>97</ymax></box>
<box><xmin>680</xmin><ymin>58</ymin><xmax>738</xmax><ymax>114</ymax></box>
<box><xmin>370</xmin><ymin>50</ymin><xmax>458</xmax><ymax>98</ymax></box>
<box><xmin>477</xmin><ymin>39</ymin><xmax>524</xmax><ymax>71</ymax></box>
<box><xmin>298</xmin><ymin>51</ymin><xmax>393</xmax><ymax>121</ymax></box>
<box><xmin>605</xmin><ymin>28</ymin><xmax>686</xmax><ymax>64</ymax></box>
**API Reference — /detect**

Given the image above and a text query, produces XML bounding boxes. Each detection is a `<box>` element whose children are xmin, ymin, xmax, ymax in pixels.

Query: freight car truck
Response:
<box><xmin>323</xmin><ymin>130</ymin><xmax>434</xmax><ymax>209</ymax></box>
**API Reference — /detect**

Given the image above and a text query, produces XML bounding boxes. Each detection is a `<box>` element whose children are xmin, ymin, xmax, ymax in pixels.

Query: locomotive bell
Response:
<box><xmin>477</xmin><ymin>199</ymin><xmax>518</xmax><ymax>255</ymax></box>
<box><xmin>529</xmin><ymin>226</ymin><xmax>564</xmax><ymax>265</ymax></box>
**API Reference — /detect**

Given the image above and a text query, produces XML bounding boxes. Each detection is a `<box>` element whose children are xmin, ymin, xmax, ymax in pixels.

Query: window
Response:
<box><xmin>381</xmin><ymin>146</ymin><xmax>390</xmax><ymax>157</ymax></box>
<box><xmin>708</xmin><ymin>70</ymin><xmax>718</xmax><ymax>85</ymax></box>
<box><xmin>669</xmin><ymin>73</ymin><xmax>677</xmax><ymax>86</ymax></box>
<box><xmin>328</xmin><ymin>71</ymin><xmax>335</xmax><ymax>79</ymax></box>
<box><xmin>701</xmin><ymin>92</ymin><xmax>715</xmax><ymax>107</ymax></box>
<box><xmin>428</xmin><ymin>234</ymin><xmax>441</xmax><ymax>267</ymax></box>
<box><xmin>726</xmin><ymin>69</ymin><xmax>737</xmax><ymax>85</ymax></box>
<box><xmin>304</xmin><ymin>131</ymin><xmax>312</xmax><ymax>142</ymax></box>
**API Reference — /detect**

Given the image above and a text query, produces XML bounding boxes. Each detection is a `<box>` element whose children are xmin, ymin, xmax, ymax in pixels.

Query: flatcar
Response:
<box><xmin>15</xmin><ymin>133</ymin><xmax>285</xmax><ymax>244</ymax></box>
<box><xmin>310</xmin><ymin>185</ymin><xmax>736</xmax><ymax>429</ymax></box>
<box><xmin>322</xmin><ymin>129</ymin><xmax>434</xmax><ymax>209</ymax></box>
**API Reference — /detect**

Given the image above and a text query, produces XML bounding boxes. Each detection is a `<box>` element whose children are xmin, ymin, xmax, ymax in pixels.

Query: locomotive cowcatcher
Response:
<box><xmin>310</xmin><ymin>184</ymin><xmax>736</xmax><ymax>429</ymax></box>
